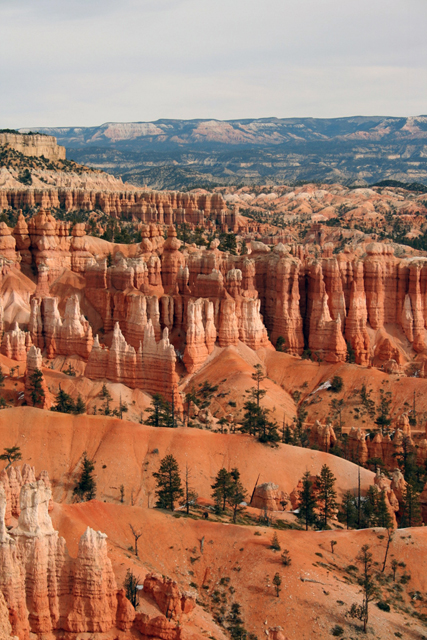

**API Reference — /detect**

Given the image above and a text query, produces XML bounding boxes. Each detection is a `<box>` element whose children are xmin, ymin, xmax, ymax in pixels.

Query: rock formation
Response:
<box><xmin>250</xmin><ymin>483</ymin><xmax>290</xmax><ymax>511</ymax></box>
<box><xmin>24</xmin><ymin>346</ymin><xmax>49</xmax><ymax>409</ymax></box>
<box><xmin>86</xmin><ymin>321</ymin><xmax>182</xmax><ymax>409</ymax></box>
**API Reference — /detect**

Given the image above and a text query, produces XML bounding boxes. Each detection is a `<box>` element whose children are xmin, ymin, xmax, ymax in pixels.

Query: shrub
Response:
<box><xmin>331</xmin><ymin>626</ymin><xmax>344</xmax><ymax>637</ymax></box>
<box><xmin>270</xmin><ymin>532</ymin><xmax>281</xmax><ymax>551</ymax></box>
<box><xmin>330</xmin><ymin>376</ymin><xmax>343</xmax><ymax>393</ymax></box>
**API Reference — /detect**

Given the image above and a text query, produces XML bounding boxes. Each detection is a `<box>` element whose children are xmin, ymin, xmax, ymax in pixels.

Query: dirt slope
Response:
<box><xmin>51</xmin><ymin>500</ymin><xmax>427</xmax><ymax>640</ymax></box>
<box><xmin>0</xmin><ymin>407</ymin><xmax>374</xmax><ymax>506</ymax></box>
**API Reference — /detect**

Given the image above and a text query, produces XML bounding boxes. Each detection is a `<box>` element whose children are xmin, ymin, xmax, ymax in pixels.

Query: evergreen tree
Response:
<box><xmin>51</xmin><ymin>387</ymin><xmax>86</xmax><ymax>415</ymax></box>
<box><xmin>339</xmin><ymin>490</ymin><xmax>357</xmax><ymax>529</ymax></box>
<box><xmin>51</xmin><ymin>386</ymin><xmax>76</xmax><ymax>413</ymax></box>
<box><xmin>153</xmin><ymin>455</ymin><xmax>183</xmax><ymax>511</ymax></box>
<box><xmin>145</xmin><ymin>394</ymin><xmax>167</xmax><ymax>427</ymax></box>
<box><xmin>375</xmin><ymin>389</ymin><xmax>392</xmax><ymax>433</ymax></box>
<box><xmin>211</xmin><ymin>468</ymin><xmax>234</xmax><ymax>512</ymax></box>
<box><xmin>240</xmin><ymin>403</ymin><xmax>279</xmax><ymax>443</ymax></box>
<box><xmin>316</xmin><ymin>464</ymin><xmax>337</xmax><ymax>528</ymax></box>
<box><xmin>362</xmin><ymin>485</ymin><xmax>379</xmax><ymax>528</ymax></box>
<box><xmin>196</xmin><ymin>381</ymin><xmax>218</xmax><ymax>410</ymax></box>
<box><xmin>227</xmin><ymin>468</ymin><xmax>247</xmax><ymax>523</ymax></box>
<box><xmin>29</xmin><ymin>368</ymin><xmax>45</xmax><ymax>407</ymax></box>
<box><xmin>400</xmin><ymin>478</ymin><xmax>422</xmax><ymax>528</ymax></box>
<box><xmin>297</xmin><ymin>471</ymin><xmax>317</xmax><ymax>530</ymax></box>
<box><xmin>145</xmin><ymin>394</ymin><xmax>178</xmax><ymax>428</ymax></box>
<box><xmin>293</xmin><ymin>402</ymin><xmax>309</xmax><ymax>447</ymax></box>
<box><xmin>272</xmin><ymin>572</ymin><xmax>282</xmax><ymax>597</ymax></box>
<box><xmin>394</xmin><ymin>435</ymin><xmax>417</xmax><ymax>483</ymax></box>
<box><xmin>98</xmin><ymin>383</ymin><xmax>113</xmax><ymax>415</ymax></box>
<box><xmin>73</xmin><ymin>452</ymin><xmax>96</xmax><ymax>502</ymax></box>
<box><xmin>249</xmin><ymin>364</ymin><xmax>266</xmax><ymax>408</ymax></box>
<box><xmin>124</xmin><ymin>568</ymin><xmax>139</xmax><ymax>608</ymax></box>
<box><xmin>74</xmin><ymin>394</ymin><xmax>86</xmax><ymax>415</ymax></box>
<box><xmin>0</xmin><ymin>446</ymin><xmax>22</xmax><ymax>469</ymax></box>
<box><xmin>349</xmin><ymin>545</ymin><xmax>379</xmax><ymax>634</ymax></box>
<box><xmin>270</xmin><ymin>531</ymin><xmax>281</xmax><ymax>551</ymax></box>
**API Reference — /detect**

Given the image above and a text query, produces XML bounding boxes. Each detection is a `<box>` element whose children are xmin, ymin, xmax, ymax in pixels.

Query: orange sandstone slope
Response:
<box><xmin>0</xmin><ymin>407</ymin><xmax>374</xmax><ymax>505</ymax></box>
<box><xmin>51</xmin><ymin>500</ymin><xmax>427</xmax><ymax>640</ymax></box>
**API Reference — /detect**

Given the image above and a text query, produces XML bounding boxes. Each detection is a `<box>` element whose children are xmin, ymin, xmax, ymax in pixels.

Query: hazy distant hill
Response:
<box><xmin>23</xmin><ymin>116</ymin><xmax>427</xmax><ymax>189</ymax></box>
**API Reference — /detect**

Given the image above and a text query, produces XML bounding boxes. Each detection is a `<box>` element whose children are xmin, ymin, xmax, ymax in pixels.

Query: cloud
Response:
<box><xmin>1</xmin><ymin>0</ymin><xmax>426</xmax><ymax>126</ymax></box>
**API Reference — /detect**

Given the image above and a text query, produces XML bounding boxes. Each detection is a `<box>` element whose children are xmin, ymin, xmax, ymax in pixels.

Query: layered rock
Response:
<box><xmin>0</xmin><ymin>476</ymin><xmax>141</xmax><ymax>638</ymax></box>
<box><xmin>24</xmin><ymin>346</ymin><xmax>49</xmax><ymax>409</ymax></box>
<box><xmin>250</xmin><ymin>482</ymin><xmax>290</xmax><ymax>511</ymax></box>
<box><xmin>309</xmin><ymin>420</ymin><xmax>337</xmax><ymax>452</ymax></box>
<box><xmin>4</xmin><ymin>205</ymin><xmax>427</xmax><ymax>371</ymax></box>
<box><xmin>29</xmin><ymin>295</ymin><xmax>93</xmax><ymax>359</ymax></box>
<box><xmin>1</xmin><ymin>322</ymin><xmax>32</xmax><ymax>361</ymax></box>
<box><xmin>143</xmin><ymin>574</ymin><xmax>195</xmax><ymax>620</ymax></box>
<box><xmin>86</xmin><ymin>321</ymin><xmax>182</xmax><ymax>409</ymax></box>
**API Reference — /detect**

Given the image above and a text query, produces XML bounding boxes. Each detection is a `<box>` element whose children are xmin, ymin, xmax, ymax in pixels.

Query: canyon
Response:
<box><xmin>0</xmin><ymin>140</ymin><xmax>427</xmax><ymax>638</ymax></box>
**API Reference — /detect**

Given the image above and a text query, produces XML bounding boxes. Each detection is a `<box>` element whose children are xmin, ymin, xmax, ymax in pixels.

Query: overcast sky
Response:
<box><xmin>1</xmin><ymin>0</ymin><xmax>426</xmax><ymax>127</ymax></box>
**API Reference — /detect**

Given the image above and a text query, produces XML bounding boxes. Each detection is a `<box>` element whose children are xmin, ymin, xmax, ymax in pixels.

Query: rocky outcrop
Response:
<box><xmin>86</xmin><ymin>321</ymin><xmax>182</xmax><ymax>409</ymax></box>
<box><xmin>373</xmin><ymin>469</ymin><xmax>399</xmax><ymax>527</ymax></box>
<box><xmin>309</xmin><ymin>420</ymin><xmax>337</xmax><ymax>452</ymax></box>
<box><xmin>65</xmin><ymin>527</ymin><xmax>118</xmax><ymax>633</ymax></box>
<box><xmin>29</xmin><ymin>295</ymin><xmax>93</xmax><ymax>359</ymax></box>
<box><xmin>0</xmin><ymin>132</ymin><xmax>66</xmax><ymax>161</ymax></box>
<box><xmin>250</xmin><ymin>482</ymin><xmax>289</xmax><ymax>511</ymax></box>
<box><xmin>1</xmin><ymin>322</ymin><xmax>32</xmax><ymax>361</ymax></box>
<box><xmin>24</xmin><ymin>346</ymin><xmax>49</xmax><ymax>409</ymax></box>
<box><xmin>143</xmin><ymin>574</ymin><xmax>195</xmax><ymax>620</ymax></box>
<box><xmin>0</xmin><ymin>476</ymin><xmax>140</xmax><ymax>638</ymax></box>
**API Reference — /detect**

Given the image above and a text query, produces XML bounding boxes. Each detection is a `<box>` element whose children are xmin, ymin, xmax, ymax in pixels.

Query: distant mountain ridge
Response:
<box><xmin>21</xmin><ymin>116</ymin><xmax>427</xmax><ymax>148</ymax></box>
<box><xmin>19</xmin><ymin>117</ymin><xmax>427</xmax><ymax>189</ymax></box>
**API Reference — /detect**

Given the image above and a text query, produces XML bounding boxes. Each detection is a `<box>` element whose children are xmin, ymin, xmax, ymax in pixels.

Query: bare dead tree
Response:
<box><xmin>129</xmin><ymin>524</ymin><xmax>143</xmax><ymax>558</ymax></box>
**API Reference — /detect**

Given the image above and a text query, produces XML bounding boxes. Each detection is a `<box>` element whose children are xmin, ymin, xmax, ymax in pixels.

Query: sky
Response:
<box><xmin>1</xmin><ymin>0</ymin><xmax>426</xmax><ymax>127</ymax></box>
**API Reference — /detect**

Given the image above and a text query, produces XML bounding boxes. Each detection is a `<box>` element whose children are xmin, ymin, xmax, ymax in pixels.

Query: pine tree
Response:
<box><xmin>145</xmin><ymin>394</ymin><xmax>166</xmax><ymax>427</ymax></box>
<box><xmin>250</xmin><ymin>364</ymin><xmax>266</xmax><ymax>408</ymax></box>
<box><xmin>297</xmin><ymin>471</ymin><xmax>317</xmax><ymax>530</ymax></box>
<box><xmin>73</xmin><ymin>452</ymin><xmax>96</xmax><ymax>502</ymax></box>
<box><xmin>400</xmin><ymin>478</ymin><xmax>422</xmax><ymax>527</ymax></box>
<box><xmin>124</xmin><ymin>568</ymin><xmax>139</xmax><ymax>608</ymax></box>
<box><xmin>227</xmin><ymin>468</ymin><xmax>247</xmax><ymax>523</ymax></box>
<box><xmin>349</xmin><ymin>545</ymin><xmax>379</xmax><ymax>634</ymax></box>
<box><xmin>99</xmin><ymin>383</ymin><xmax>113</xmax><ymax>415</ymax></box>
<box><xmin>29</xmin><ymin>368</ymin><xmax>45</xmax><ymax>407</ymax></box>
<box><xmin>73</xmin><ymin>394</ymin><xmax>86</xmax><ymax>415</ymax></box>
<box><xmin>153</xmin><ymin>455</ymin><xmax>183</xmax><ymax>511</ymax></box>
<box><xmin>339</xmin><ymin>490</ymin><xmax>357</xmax><ymax>529</ymax></box>
<box><xmin>51</xmin><ymin>386</ymin><xmax>76</xmax><ymax>413</ymax></box>
<box><xmin>362</xmin><ymin>485</ymin><xmax>379</xmax><ymax>528</ymax></box>
<box><xmin>240</xmin><ymin>403</ymin><xmax>279</xmax><ymax>443</ymax></box>
<box><xmin>316</xmin><ymin>464</ymin><xmax>337</xmax><ymax>529</ymax></box>
<box><xmin>272</xmin><ymin>572</ymin><xmax>282</xmax><ymax>597</ymax></box>
<box><xmin>270</xmin><ymin>531</ymin><xmax>281</xmax><ymax>551</ymax></box>
<box><xmin>0</xmin><ymin>446</ymin><xmax>22</xmax><ymax>469</ymax></box>
<box><xmin>211</xmin><ymin>468</ymin><xmax>234</xmax><ymax>512</ymax></box>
